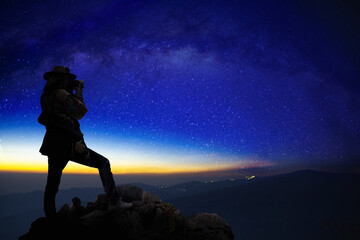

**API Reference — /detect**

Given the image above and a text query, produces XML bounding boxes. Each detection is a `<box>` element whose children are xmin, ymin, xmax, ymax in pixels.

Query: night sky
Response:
<box><xmin>0</xmin><ymin>0</ymin><xmax>359</xmax><ymax>176</ymax></box>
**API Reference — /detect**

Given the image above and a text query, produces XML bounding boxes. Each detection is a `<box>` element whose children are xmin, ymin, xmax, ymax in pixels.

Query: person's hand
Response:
<box><xmin>78</xmin><ymin>80</ymin><xmax>84</xmax><ymax>89</ymax></box>
<box><xmin>74</xmin><ymin>80</ymin><xmax>84</xmax><ymax>94</ymax></box>
<box><xmin>74</xmin><ymin>80</ymin><xmax>85</xmax><ymax>100</ymax></box>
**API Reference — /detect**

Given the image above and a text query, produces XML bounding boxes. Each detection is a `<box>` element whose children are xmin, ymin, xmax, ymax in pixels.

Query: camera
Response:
<box><xmin>69</xmin><ymin>79</ymin><xmax>84</xmax><ymax>89</ymax></box>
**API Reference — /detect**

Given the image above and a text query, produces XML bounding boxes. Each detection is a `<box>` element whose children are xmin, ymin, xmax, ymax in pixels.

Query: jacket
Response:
<box><xmin>39</xmin><ymin>88</ymin><xmax>88</xmax><ymax>158</ymax></box>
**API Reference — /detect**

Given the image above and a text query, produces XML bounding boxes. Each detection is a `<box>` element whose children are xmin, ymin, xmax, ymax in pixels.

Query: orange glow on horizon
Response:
<box><xmin>0</xmin><ymin>159</ymin><xmax>273</xmax><ymax>175</ymax></box>
<box><xmin>0</xmin><ymin>139</ymin><xmax>275</xmax><ymax>175</ymax></box>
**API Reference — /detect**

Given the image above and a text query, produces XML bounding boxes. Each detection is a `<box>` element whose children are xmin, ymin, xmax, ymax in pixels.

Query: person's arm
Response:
<box><xmin>56</xmin><ymin>89</ymin><xmax>88</xmax><ymax>119</ymax></box>
<box><xmin>74</xmin><ymin>80</ymin><xmax>85</xmax><ymax>103</ymax></box>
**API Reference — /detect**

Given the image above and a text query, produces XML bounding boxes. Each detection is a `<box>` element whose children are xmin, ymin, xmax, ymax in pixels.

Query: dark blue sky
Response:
<box><xmin>0</xmin><ymin>0</ymin><xmax>359</xmax><ymax>174</ymax></box>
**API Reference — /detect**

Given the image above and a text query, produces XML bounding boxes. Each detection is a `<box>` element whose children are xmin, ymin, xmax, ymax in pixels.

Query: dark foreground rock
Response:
<box><xmin>19</xmin><ymin>185</ymin><xmax>234</xmax><ymax>240</ymax></box>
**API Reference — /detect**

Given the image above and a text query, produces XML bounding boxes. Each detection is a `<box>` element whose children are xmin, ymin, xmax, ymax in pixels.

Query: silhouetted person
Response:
<box><xmin>38</xmin><ymin>66</ymin><xmax>131</xmax><ymax>219</ymax></box>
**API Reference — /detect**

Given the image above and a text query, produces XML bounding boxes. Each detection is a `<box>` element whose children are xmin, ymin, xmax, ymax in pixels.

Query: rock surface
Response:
<box><xmin>19</xmin><ymin>185</ymin><xmax>234</xmax><ymax>240</ymax></box>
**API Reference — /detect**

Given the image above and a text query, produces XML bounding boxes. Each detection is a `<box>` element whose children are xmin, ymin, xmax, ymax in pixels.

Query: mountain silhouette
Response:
<box><xmin>169</xmin><ymin>170</ymin><xmax>360</xmax><ymax>239</ymax></box>
<box><xmin>0</xmin><ymin>170</ymin><xmax>359</xmax><ymax>240</ymax></box>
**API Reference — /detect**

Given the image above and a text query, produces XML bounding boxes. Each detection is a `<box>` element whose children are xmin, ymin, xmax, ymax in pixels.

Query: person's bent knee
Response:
<box><xmin>99</xmin><ymin>157</ymin><xmax>110</xmax><ymax>170</ymax></box>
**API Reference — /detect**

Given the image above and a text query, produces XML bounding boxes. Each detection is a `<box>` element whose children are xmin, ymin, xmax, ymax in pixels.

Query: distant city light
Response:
<box><xmin>245</xmin><ymin>176</ymin><xmax>255</xmax><ymax>180</ymax></box>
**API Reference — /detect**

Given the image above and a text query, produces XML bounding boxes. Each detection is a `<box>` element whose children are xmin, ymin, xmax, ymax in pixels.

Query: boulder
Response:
<box><xmin>19</xmin><ymin>185</ymin><xmax>234</xmax><ymax>240</ymax></box>
<box><xmin>188</xmin><ymin>213</ymin><xmax>234</xmax><ymax>240</ymax></box>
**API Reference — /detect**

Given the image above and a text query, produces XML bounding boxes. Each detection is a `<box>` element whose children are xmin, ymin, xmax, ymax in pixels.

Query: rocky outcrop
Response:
<box><xmin>19</xmin><ymin>185</ymin><xmax>234</xmax><ymax>240</ymax></box>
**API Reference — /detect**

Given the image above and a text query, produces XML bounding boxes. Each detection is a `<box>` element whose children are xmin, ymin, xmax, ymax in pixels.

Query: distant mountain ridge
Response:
<box><xmin>0</xmin><ymin>170</ymin><xmax>359</xmax><ymax>240</ymax></box>
<box><xmin>169</xmin><ymin>169</ymin><xmax>360</xmax><ymax>239</ymax></box>
<box><xmin>1</xmin><ymin>169</ymin><xmax>358</xmax><ymax>218</ymax></box>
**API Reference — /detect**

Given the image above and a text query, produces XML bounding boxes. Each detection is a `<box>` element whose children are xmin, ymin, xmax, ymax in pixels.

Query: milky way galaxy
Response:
<box><xmin>0</xmin><ymin>0</ymin><xmax>359</xmax><ymax>175</ymax></box>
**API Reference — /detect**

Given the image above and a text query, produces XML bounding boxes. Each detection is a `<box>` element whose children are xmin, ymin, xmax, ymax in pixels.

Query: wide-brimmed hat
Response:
<box><xmin>43</xmin><ymin>66</ymin><xmax>76</xmax><ymax>81</ymax></box>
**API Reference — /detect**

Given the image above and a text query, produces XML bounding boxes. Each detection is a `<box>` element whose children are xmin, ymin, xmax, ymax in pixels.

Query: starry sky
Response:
<box><xmin>0</xmin><ymin>0</ymin><xmax>359</xmax><ymax>176</ymax></box>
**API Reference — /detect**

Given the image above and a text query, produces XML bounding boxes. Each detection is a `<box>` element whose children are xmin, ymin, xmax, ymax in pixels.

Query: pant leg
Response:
<box><xmin>44</xmin><ymin>156</ymin><xmax>68</xmax><ymax>218</ymax></box>
<box><xmin>71</xmin><ymin>148</ymin><xmax>118</xmax><ymax>203</ymax></box>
